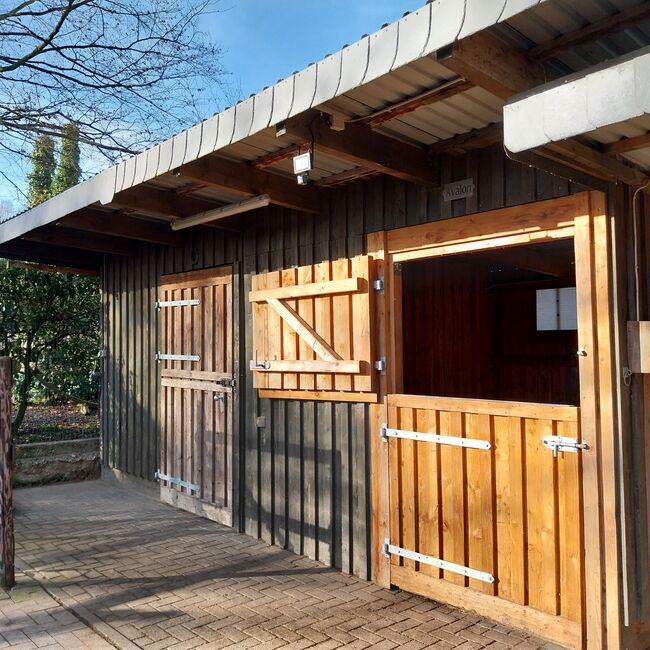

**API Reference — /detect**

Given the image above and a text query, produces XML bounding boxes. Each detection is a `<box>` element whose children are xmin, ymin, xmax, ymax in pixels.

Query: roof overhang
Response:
<box><xmin>504</xmin><ymin>47</ymin><xmax>650</xmax><ymax>157</ymax></box>
<box><xmin>0</xmin><ymin>0</ymin><xmax>545</xmax><ymax>250</ymax></box>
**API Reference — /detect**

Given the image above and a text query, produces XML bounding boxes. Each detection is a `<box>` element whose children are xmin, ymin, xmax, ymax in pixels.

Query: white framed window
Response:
<box><xmin>536</xmin><ymin>287</ymin><xmax>577</xmax><ymax>331</ymax></box>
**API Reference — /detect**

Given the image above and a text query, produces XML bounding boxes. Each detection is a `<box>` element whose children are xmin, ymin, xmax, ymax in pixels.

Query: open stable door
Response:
<box><xmin>371</xmin><ymin>193</ymin><xmax>617</xmax><ymax>650</ymax></box>
<box><xmin>157</xmin><ymin>266</ymin><xmax>234</xmax><ymax>526</ymax></box>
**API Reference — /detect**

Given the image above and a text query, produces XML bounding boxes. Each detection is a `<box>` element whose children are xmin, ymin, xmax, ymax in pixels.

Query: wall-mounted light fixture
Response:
<box><xmin>293</xmin><ymin>150</ymin><xmax>313</xmax><ymax>185</ymax></box>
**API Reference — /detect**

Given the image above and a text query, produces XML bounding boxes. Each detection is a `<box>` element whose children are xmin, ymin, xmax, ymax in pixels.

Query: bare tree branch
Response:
<box><xmin>0</xmin><ymin>0</ymin><xmax>234</xmax><ymax>197</ymax></box>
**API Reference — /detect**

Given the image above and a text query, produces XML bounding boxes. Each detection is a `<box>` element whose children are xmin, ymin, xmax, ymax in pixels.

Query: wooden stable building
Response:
<box><xmin>2</xmin><ymin>1</ymin><xmax>650</xmax><ymax>647</ymax></box>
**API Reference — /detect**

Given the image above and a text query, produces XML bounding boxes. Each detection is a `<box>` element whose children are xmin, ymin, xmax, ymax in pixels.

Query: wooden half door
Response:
<box><xmin>385</xmin><ymin>395</ymin><xmax>583</xmax><ymax>648</ymax></box>
<box><xmin>158</xmin><ymin>266</ymin><xmax>234</xmax><ymax>526</ymax></box>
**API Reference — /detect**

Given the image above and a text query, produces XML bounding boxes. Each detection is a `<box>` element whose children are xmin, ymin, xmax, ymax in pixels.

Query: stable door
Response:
<box><xmin>157</xmin><ymin>266</ymin><xmax>234</xmax><ymax>526</ymax></box>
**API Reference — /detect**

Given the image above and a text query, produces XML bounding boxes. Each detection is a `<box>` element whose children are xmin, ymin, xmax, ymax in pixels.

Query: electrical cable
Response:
<box><xmin>632</xmin><ymin>179</ymin><xmax>650</xmax><ymax>320</ymax></box>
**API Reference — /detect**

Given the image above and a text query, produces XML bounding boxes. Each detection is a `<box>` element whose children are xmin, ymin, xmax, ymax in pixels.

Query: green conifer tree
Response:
<box><xmin>51</xmin><ymin>123</ymin><xmax>81</xmax><ymax>195</ymax></box>
<box><xmin>26</xmin><ymin>135</ymin><xmax>55</xmax><ymax>207</ymax></box>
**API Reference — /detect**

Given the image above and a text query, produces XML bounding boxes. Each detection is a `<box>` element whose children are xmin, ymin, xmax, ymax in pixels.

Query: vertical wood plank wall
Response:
<box><xmin>101</xmin><ymin>145</ymin><xmax>587</xmax><ymax>580</ymax></box>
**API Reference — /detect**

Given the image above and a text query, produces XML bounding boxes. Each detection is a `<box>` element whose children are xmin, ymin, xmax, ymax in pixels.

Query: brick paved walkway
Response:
<box><xmin>12</xmin><ymin>481</ymin><xmax>563</xmax><ymax>649</ymax></box>
<box><xmin>0</xmin><ymin>570</ymin><xmax>114</xmax><ymax>649</ymax></box>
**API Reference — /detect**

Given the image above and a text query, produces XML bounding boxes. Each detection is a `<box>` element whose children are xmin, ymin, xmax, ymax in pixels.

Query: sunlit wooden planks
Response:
<box><xmin>387</xmin><ymin>395</ymin><xmax>583</xmax><ymax>626</ymax></box>
<box><xmin>250</xmin><ymin>254</ymin><xmax>375</xmax><ymax>399</ymax></box>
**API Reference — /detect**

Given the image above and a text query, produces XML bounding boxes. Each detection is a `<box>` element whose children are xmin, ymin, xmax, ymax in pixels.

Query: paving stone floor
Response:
<box><xmin>0</xmin><ymin>570</ymin><xmax>113</xmax><ymax>649</ymax></box>
<box><xmin>10</xmin><ymin>481</ymin><xmax>565</xmax><ymax>649</ymax></box>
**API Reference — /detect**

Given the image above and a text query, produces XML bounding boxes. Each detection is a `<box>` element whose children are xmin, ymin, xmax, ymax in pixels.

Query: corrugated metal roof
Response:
<box><xmin>504</xmin><ymin>47</ymin><xmax>650</xmax><ymax>152</ymax></box>
<box><xmin>0</xmin><ymin>0</ymin><xmax>547</xmax><ymax>243</ymax></box>
<box><xmin>3</xmin><ymin>0</ymin><xmax>650</xmax><ymax>246</ymax></box>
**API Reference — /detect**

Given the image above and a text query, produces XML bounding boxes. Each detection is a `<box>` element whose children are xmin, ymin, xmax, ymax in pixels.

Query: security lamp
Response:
<box><xmin>293</xmin><ymin>150</ymin><xmax>313</xmax><ymax>185</ymax></box>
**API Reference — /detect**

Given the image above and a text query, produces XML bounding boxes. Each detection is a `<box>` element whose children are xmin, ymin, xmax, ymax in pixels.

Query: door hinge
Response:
<box><xmin>155</xmin><ymin>352</ymin><xmax>200</xmax><ymax>363</ymax></box>
<box><xmin>542</xmin><ymin>435</ymin><xmax>589</xmax><ymax>457</ymax></box>
<box><xmin>373</xmin><ymin>277</ymin><xmax>384</xmax><ymax>293</ymax></box>
<box><xmin>216</xmin><ymin>377</ymin><xmax>236</xmax><ymax>388</ymax></box>
<box><xmin>374</xmin><ymin>357</ymin><xmax>386</xmax><ymax>373</ymax></box>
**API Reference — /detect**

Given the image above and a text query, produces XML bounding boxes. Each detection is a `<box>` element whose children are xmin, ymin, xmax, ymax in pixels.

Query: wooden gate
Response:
<box><xmin>385</xmin><ymin>394</ymin><xmax>583</xmax><ymax>646</ymax></box>
<box><xmin>158</xmin><ymin>267</ymin><xmax>234</xmax><ymax>526</ymax></box>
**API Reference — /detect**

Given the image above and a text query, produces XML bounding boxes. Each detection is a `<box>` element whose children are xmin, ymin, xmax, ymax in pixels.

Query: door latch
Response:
<box><xmin>542</xmin><ymin>435</ymin><xmax>589</xmax><ymax>457</ymax></box>
<box><xmin>216</xmin><ymin>377</ymin><xmax>236</xmax><ymax>388</ymax></box>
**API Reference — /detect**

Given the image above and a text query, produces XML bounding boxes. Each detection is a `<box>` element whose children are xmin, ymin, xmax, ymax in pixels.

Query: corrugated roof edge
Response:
<box><xmin>0</xmin><ymin>0</ymin><xmax>545</xmax><ymax>245</ymax></box>
<box><xmin>504</xmin><ymin>45</ymin><xmax>650</xmax><ymax>153</ymax></box>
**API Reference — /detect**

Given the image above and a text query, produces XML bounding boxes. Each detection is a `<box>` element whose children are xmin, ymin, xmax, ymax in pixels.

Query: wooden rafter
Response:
<box><xmin>358</xmin><ymin>78</ymin><xmax>473</xmax><ymax>128</ymax></box>
<box><xmin>0</xmin><ymin>240</ymin><xmax>100</xmax><ymax>270</ymax></box>
<box><xmin>441</xmin><ymin>31</ymin><xmax>650</xmax><ymax>189</ymax></box>
<box><xmin>429</xmin><ymin>123</ymin><xmax>503</xmax><ymax>156</ymax></box>
<box><xmin>23</xmin><ymin>225</ymin><xmax>139</xmax><ymax>256</ymax></box>
<box><xmin>602</xmin><ymin>132</ymin><xmax>650</xmax><ymax>155</ymax></box>
<box><xmin>111</xmin><ymin>186</ymin><xmax>221</xmax><ymax>220</ymax></box>
<box><xmin>439</xmin><ymin>31</ymin><xmax>546</xmax><ymax>101</ymax></box>
<box><xmin>57</xmin><ymin>209</ymin><xmax>184</xmax><ymax>247</ymax></box>
<box><xmin>284</xmin><ymin>110</ymin><xmax>437</xmax><ymax>186</ymax></box>
<box><xmin>251</xmin><ymin>144</ymin><xmax>304</xmax><ymax>169</ymax></box>
<box><xmin>315</xmin><ymin>168</ymin><xmax>378</xmax><ymax>187</ymax></box>
<box><xmin>539</xmin><ymin>140</ymin><xmax>649</xmax><ymax>187</ymax></box>
<box><xmin>177</xmin><ymin>154</ymin><xmax>321</xmax><ymax>214</ymax></box>
<box><xmin>528</xmin><ymin>4</ymin><xmax>650</xmax><ymax>60</ymax></box>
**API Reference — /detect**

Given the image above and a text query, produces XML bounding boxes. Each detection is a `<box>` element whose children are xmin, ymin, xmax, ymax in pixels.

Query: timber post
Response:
<box><xmin>0</xmin><ymin>357</ymin><xmax>14</xmax><ymax>590</ymax></box>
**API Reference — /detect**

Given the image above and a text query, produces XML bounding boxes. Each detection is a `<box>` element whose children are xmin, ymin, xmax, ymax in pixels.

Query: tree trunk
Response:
<box><xmin>11</xmin><ymin>333</ymin><xmax>33</xmax><ymax>437</ymax></box>
<box><xmin>0</xmin><ymin>357</ymin><xmax>14</xmax><ymax>590</ymax></box>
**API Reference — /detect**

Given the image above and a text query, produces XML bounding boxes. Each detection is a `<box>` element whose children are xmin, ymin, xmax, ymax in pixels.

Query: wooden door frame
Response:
<box><xmin>156</xmin><ymin>262</ymin><xmax>240</xmax><ymax>529</ymax></box>
<box><xmin>368</xmin><ymin>191</ymin><xmax>621</xmax><ymax>649</ymax></box>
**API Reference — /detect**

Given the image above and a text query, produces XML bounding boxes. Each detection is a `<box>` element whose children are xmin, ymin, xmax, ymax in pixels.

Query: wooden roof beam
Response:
<box><xmin>438</xmin><ymin>31</ymin><xmax>546</xmax><ymax>101</ymax></box>
<box><xmin>358</xmin><ymin>78</ymin><xmax>473</xmax><ymax>128</ymax></box>
<box><xmin>57</xmin><ymin>209</ymin><xmax>185</xmax><ymax>247</ymax></box>
<box><xmin>109</xmin><ymin>186</ymin><xmax>222</xmax><ymax>220</ymax></box>
<box><xmin>252</xmin><ymin>144</ymin><xmax>304</xmax><ymax>169</ymax></box>
<box><xmin>440</xmin><ymin>31</ymin><xmax>650</xmax><ymax>188</ymax></box>
<box><xmin>0</xmin><ymin>240</ymin><xmax>101</xmax><ymax>270</ymax></box>
<box><xmin>603</xmin><ymin>132</ymin><xmax>650</xmax><ymax>156</ymax></box>
<box><xmin>23</xmin><ymin>225</ymin><xmax>139</xmax><ymax>257</ymax></box>
<box><xmin>176</xmin><ymin>154</ymin><xmax>322</xmax><ymax>214</ymax></box>
<box><xmin>284</xmin><ymin>110</ymin><xmax>437</xmax><ymax>186</ymax></box>
<box><xmin>528</xmin><ymin>4</ymin><xmax>650</xmax><ymax>61</ymax></box>
<box><xmin>429</xmin><ymin>123</ymin><xmax>503</xmax><ymax>156</ymax></box>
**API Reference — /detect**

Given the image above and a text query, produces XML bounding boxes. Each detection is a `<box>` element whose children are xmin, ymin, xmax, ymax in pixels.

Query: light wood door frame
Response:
<box><xmin>368</xmin><ymin>192</ymin><xmax>620</xmax><ymax>649</ymax></box>
<box><xmin>157</xmin><ymin>263</ymin><xmax>239</xmax><ymax>528</ymax></box>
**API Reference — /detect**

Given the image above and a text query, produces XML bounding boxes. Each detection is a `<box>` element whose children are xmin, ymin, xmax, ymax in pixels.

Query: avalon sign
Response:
<box><xmin>442</xmin><ymin>178</ymin><xmax>475</xmax><ymax>202</ymax></box>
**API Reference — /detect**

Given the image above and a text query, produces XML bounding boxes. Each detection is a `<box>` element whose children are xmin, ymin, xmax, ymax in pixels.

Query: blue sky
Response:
<box><xmin>211</xmin><ymin>1</ymin><xmax>418</xmax><ymax>100</ymax></box>
<box><xmin>0</xmin><ymin>1</ymin><xmax>419</xmax><ymax>212</ymax></box>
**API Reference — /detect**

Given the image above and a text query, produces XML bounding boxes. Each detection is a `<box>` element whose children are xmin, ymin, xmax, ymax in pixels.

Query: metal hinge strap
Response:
<box><xmin>155</xmin><ymin>353</ymin><xmax>200</xmax><ymax>362</ymax></box>
<box><xmin>155</xmin><ymin>299</ymin><xmax>200</xmax><ymax>309</ymax></box>
<box><xmin>154</xmin><ymin>470</ymin><xmax>200</xmax><ymax>493</ymax></box>
<box><xmin>381</xmin><ymin>424</ymin><xmax>491</xmax><ymax>450</ymax></box>
<box><xmin>383</xmin><ymin>539</ymin><xmax>495</xmax><ymax>584</ymax></box>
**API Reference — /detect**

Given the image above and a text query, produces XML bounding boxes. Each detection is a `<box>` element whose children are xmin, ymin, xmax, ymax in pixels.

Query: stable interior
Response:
<box><xmin>401</xmin><ymin>240</ymin><xmax>579</xmax><ymax>406</ymax></box>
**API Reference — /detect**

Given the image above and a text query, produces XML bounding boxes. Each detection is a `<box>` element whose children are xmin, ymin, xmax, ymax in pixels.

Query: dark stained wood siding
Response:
<box><xmin>101</xmin><ymin>144</ymin><xmax>589</xmax><ymax>580</ymax></box>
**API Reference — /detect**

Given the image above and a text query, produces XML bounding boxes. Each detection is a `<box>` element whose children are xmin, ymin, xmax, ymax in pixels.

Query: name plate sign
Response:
<box><xmin>442</xmin><ymin>178</ymin><xmax>474</xmax><ymax>202</ymax></box>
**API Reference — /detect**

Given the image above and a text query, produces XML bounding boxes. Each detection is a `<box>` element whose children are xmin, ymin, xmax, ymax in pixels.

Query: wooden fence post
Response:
<box><xmin>0</xmin><ymin>357</ymin><xmax>14</xmax><ymax>590</ymax></box>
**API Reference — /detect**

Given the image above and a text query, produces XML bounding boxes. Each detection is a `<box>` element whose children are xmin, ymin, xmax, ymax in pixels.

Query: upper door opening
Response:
<box><xmin>400</xmin><ymin>239</ymin><xmax>578</xmax><ymax>406</ymax></box>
